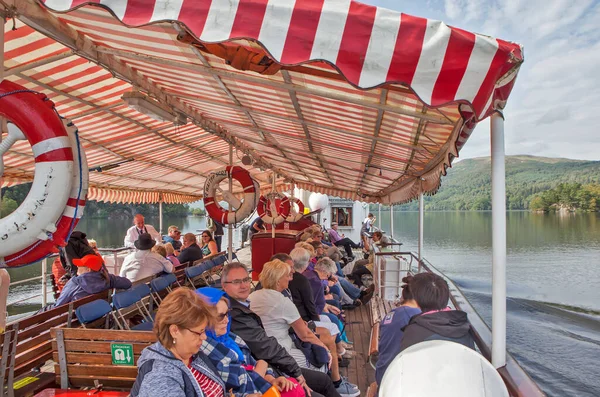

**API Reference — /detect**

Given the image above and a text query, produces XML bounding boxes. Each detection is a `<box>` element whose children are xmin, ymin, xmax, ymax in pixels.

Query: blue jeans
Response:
<box><xmin>335</xmin><ymin>261</ymin><xmax>344</xmax><ymax>277</ymax></box>
<box><xmin>339</xmin><ymin>277</ymin><xmax>361</xmax><ymax>300</ymax></box>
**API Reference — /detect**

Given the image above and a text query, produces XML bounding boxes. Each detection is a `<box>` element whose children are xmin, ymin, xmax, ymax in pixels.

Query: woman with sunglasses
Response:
<box><xmin>132</xmin><ymin>288</ymin><xmax>260</xmax><ymax>397</ymax></box>
<box><xmin>197</xmin><ymin>287</ymin><xmax>303</xmax><ymax>397</ymax></box>
<box><xmin>200</xmin><ymin>230</ymin><xmax>219</xmax><ymax>257</ymax></box>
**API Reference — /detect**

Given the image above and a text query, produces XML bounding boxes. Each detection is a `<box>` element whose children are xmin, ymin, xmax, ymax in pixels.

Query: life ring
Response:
<box><xmin>3</xmin><ymin>118</ymin><xmax>88</xmax><ymax>267</ymax></box>
<box><xmin>257</xmin><ymin>192</ymin><xmax>291</xmax><ymax>225</ymax></box>
<box><xmin>204</xmin><ymin>165</ymin><xmax>258</xmax><ymax>224</ymax></box>
<box><xmin>285</xmin><ymin>197</ymin><xmax>305</xmax><ymax>223</ymax></box>
<box><xmin>0</xmin><ymin>80</ymin><xmax>85</xmax><ymax>267</ymax></box>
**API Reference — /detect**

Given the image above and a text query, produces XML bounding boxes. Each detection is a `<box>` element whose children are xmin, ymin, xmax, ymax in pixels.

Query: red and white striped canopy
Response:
<box><xmin>0</xmin><ymin>0</ymin><xmax>523</xmax><ymax>204</ymax></box>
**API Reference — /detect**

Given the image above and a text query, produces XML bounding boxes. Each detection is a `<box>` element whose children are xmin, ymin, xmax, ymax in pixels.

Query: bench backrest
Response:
<box><xmin>51</xmin><ymin>328</ymin><xmax>157</xmax><ymax>390</ymax></box>
<box><xmin>0</xmin><ymin>290</ymin><xmax>112</xmax><ymax>395</ymax></box>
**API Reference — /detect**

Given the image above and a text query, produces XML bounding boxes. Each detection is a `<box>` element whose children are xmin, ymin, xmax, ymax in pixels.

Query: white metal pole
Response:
<box><xmin>271</xmin><ymin>172</ymin><xmax>276</xmax><ymax>239</ymax></box>
<box><xmin>228</xmin><ymin>146</ymin><xmax>233</xmax><ymax>261</ymax></box>
<box><xmin>491</xmin><ymin>112</ymin><xmax>507</xmax><ymax>368</ymax></box>
<box><xmin>418</xmin><ymin>192</ymin><xmax>424</xmax><ymax>271</ymax></box>
<box><xmin>41</xmin><ymin>259</ymin><xmax>48</xmax><ymax>306</ymax></box>
<box><xmin>378</xmin><ymin>203</ymin><xmax>381</xmax><ymax>229</ymax></box>
<box><xmin>390</xmin><ymin>204</ymin><xmax>394</xmax><ymax>240</ymax></box>
<box><xmin>158</xmin><ymin>199</ymin><xmax>163</xmax><ymax>235</ymax></box>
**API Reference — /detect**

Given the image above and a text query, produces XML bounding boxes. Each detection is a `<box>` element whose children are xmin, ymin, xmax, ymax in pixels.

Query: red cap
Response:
<box><xmin>72</xmin><ymin>254</ymin><xmax>104</xmax><ymax>272</ymax></box>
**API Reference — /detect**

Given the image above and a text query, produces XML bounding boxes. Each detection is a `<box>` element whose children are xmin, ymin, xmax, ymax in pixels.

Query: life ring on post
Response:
<box><xmin>0</xmin><ymin>80</ymin><xmax>87</xmax><ymax>267</ymax></box>
<box><xmin>285</xmin><ymin>197</ymin><xmax>305</xmax><ymax>223</ymax></box>
<box><xmin>257</xmin><ymin>192</ymin><xmax>291</xmax><ymax>225</ymax></box>
<box><xmin>204</xmin><ymin>166</ymin><xmax>258</xmax><ymax>224</ymax></box>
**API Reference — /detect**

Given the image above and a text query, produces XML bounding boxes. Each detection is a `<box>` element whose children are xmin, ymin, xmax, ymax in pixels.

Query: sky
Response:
<box><xmin>361</xmin><ymin>0</ymin><xmax>600</xmax><ymax>161</ymax></box>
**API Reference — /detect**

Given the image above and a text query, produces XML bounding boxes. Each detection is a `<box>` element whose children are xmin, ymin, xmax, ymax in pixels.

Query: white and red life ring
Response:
<box><xmin>204</xmin><ymin>165</ymin><xmax>258</xmax><ymax>224</ymax></box>
<box><xmin>257</xmin><ymin>192</ymin><xmax>291</xmax><ymax>225</ymax></box>
<box><xmin>285</xmin><ymin>197</ymin><xmax>305</xmax><ymax>223</ymax></box>
<box><xmin>0</xmin><ymin>80</ymin><xmax>88</xmax><ymax>267</ymax></box>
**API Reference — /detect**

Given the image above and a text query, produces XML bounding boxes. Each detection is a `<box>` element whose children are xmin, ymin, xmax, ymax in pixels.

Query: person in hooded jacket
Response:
<box><xmin>53</xmin><ymin>254</ymin><xmax>132</xmax><ymax>307</ymax></box>
<box><xmin>59</xmin><ymin>231</ymin><xmax>97</xmax><ymax>279</ymax></box>
<box><xmin>399</xmin><ymin>272</ymin><xmax>475</xmax><ymax>353</ymax></box>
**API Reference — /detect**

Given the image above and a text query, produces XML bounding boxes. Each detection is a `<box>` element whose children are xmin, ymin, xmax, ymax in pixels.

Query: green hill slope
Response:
<box><xmin>395</xmin><ymin>155</ymin><xmax>600</xmax><ymax>211</ymax></box>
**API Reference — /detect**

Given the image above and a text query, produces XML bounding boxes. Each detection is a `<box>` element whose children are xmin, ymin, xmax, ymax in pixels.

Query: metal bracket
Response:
<box><xmin>55</xmin><ymin>329</ymin><xmax>69</xmax><ymax>389</ymax></box>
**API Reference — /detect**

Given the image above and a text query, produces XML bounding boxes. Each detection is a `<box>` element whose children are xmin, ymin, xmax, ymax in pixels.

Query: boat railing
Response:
<box><xmin>6</xmin><ymin>247</ymin><xmax>133</xmax><ymax>315</ymax></box>
<box><xmin>369</xmin><ymin>236</ymin><xmax>545</xmax><ymax>397</ymax></box>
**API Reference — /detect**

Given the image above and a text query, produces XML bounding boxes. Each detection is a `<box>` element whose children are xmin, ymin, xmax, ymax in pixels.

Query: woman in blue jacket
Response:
<box><xmin>53</xmin><ymin>254</ymin><xmax>132</xmax><ymax>307</ymax></box>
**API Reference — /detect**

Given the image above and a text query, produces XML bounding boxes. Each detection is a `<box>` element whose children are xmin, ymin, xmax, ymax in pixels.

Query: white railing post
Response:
<box><xmin>418</xmin><ymin>192</ymin><xmax>424</xmax><ymax>272</ymax></box>
<box><xmin>41</xmin><ymin>259</ymin><xmax>48</xmax><ymax>306</ymax></box>
<box><xmin>158</xmin><ymin>199</ymin><xmax>163</xmax><ymax>235</ymax></box>
<box><xmin>378</xmin><ymin>203</ymin><xmax>381</xmax><ymax>229</ymax></box>
<box><xmin>390</xmin><ymin>204</ymin><xmax>394</xmax><ymax>240</ymax></box>
<box><xmin>491</xmin><ymin>112</ymin><xmax>507</xmax><ymax>368</ymax></box>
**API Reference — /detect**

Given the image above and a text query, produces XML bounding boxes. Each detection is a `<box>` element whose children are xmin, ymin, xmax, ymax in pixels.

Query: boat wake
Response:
<box><xmin>453</xmin><ymin>277</ymin><xmax>600</xmax><ymax>397</ymax></box>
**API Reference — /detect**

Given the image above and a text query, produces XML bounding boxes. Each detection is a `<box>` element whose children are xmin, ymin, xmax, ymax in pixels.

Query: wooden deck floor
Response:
<box><xmin>344</xmin><ymin>304</ymin><xmax>375</xmax><ymax>396</ymax></box>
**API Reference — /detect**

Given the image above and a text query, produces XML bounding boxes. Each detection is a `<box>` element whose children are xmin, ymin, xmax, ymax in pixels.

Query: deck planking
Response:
<box><xmin>345</xmin><ymin>304</ymin><xmax>375</xmax><ymax>396</ymax></box>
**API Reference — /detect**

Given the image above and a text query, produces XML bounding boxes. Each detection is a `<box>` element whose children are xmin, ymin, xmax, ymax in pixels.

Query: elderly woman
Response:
<box><xmin>197</xmin><ymin>287</ymin><xmax>302</xmax><ymax>397</ymax></box>
<box><xmin>132</xmin><ymin>288</ymin><xmax>257</xmax><ymax>397</ymax></box>
<box><xmin>249</xmin><ymin>260</ymin><xmax>360</xmax><ymax>397</ymax></box>
<box><xmin>200</xmin><ymin>230</ymin><xmax>219</xmax><ymax>257</ymax></box>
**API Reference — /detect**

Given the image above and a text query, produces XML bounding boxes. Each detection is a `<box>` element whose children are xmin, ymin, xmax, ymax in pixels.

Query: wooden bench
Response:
<box><xmin>366</xmin><ymin>381</ymin><xmax>378</xmax><ymax>397</ymax></box>
<box><xmin>367</xmin><ymin>296</ymin><xmax>396</xmax><ymax>369</ymax></box>
<box><xmin>51</xmin><ymin>328</ymin><xmax>156</xmax><ymax>390</ymax></box>
<box><xmin>1</xmin><ymin>291</ymin><xmax>112</xmax><ymax>396</ymax></box>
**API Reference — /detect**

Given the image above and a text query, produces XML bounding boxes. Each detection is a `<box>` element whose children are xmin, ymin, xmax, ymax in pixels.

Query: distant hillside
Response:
<box><xmin>393</xmin><ymin>155</ymin><xmax>600</xmax><ymax>211</ymax></box>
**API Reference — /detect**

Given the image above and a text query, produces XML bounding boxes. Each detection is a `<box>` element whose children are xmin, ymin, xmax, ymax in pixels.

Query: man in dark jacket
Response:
<box><xmin>222</xmin><ymin>262</ymin><xmax>341</xmax><ymax>397</ymax></box>
<box><xmin>399</xmin><ymin>272</ymin><xmax>475</xmax><ymax>352</ymax></box>
<box><xmin>177</xmin><ymin>233</ymin><xmax>203</xmax><ymax>264</ymax></box>
<box><xmin>59</xmin><ymin>231</ymin><xmax>96</xmax><ymax>278</ymax></box>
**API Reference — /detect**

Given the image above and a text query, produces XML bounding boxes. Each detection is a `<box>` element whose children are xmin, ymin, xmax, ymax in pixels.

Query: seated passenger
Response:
<box><xmin>249</xmin><ymin>260</ymin><xmax>359</xmax><ymax>397</ymax></box>
<box><xmin>54</xmin><ymin>254</ymin><xmax>131</xmax><ymax>307</ymax></box>
<box><xmin>327</xmin><ymin>223</ymin><xmax>361</xmax><ymax>260</ymax></box>
<box><xmin>400</xmin><ymin>272</ymin><xmax>475</xmax><ymax>352</ymax></box>
<box><xmin>163</xmin><ymin>225</ymin><xmax>182</xmax><ymax>251</ymax></box>
<box><xmin>326</xmin><ymin>247</ymin><xmax>373</xmax><ymax>307</ymax></box>
<box><xmin>119</xmin><ymin>233</ymin><xmax>174</xmax><ymax>282</ymax></box>
<box><xmin>178</xmin><ymin>233</ymin><xmax>203</xmax><ymax>264</ymax></box>
<box><xmin>164</xmin><ymin>242</ymin><xmax>181</xmax><ymax>267</ymax></box>
<box><xmin>375</xmin><ymin>276</ymin><xmax>421</xmax><ymax>385</ymax></box>
<box><xmin>197</xmin><ymin>287</ymin><xmax>302</xmax><ymax>397</ymax></box>
<box><xmin>199</xmin><ymin>230</ymin><xmax>219</xmax><ymax>257</ymax></box>
<box><xmin>222</xmin><ymin>262</ymin><xmax>344</xmax><ymax>397</ymax></box>
<box><xmin>311</xmin><ymin>229</ymin><xmax>332</xmax><ymax>247</ymax></box>
<box><xmin>131</xmin><ymin>288</ymin><xmax>238</xmax><ymax>397</ymax></box>
<box><xmin>59</xmin><ymin>230</ymin><xmax>97</xmax><ymax>279</ymax></box>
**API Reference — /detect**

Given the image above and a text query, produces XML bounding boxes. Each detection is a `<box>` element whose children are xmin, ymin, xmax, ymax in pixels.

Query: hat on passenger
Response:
<box><xmin>72</xmin><ymin>254</ymin><xmax>104</xmax><ymax>272</ymax></box>
<box><xmin>135</xmin><ymin>233</ymin><xmax>156</xmax><ymax>250</ymax></box>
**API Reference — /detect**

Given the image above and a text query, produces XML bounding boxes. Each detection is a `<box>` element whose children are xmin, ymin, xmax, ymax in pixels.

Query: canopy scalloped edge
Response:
<box><xmin>38</xmin><ymin>0</ymin><xmax>523</xmax><ymax>122</ymax></box>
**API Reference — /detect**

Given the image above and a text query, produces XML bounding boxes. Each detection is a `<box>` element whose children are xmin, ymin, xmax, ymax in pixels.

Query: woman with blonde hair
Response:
<box><xmin>132</xmin><ymin>288</ymin><xmax>259</xmax><ymax>397</ymax></box>
<box><xmin>164</xmin><ymin>242</ymin><xmax>181</xmax><ymax>266</ymax></box>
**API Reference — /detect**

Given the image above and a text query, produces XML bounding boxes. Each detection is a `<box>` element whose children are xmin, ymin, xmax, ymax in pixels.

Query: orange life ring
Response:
<box><xmin>257</xmin><ymin>192</ymin><xmax>291</xmax><ymax>225</ymax></box>
<box><xmin>0</xmin><ymin>81</ymin><xmax>87</xmax><ymax>267</ymax></box>
<box><xmin>285</xmin><ymin>197</ymin><xmax>305</xmax><ymax>223</ymax></box>
<box><xmin>204</xmin><ymin>166</ymin><xmax>258</xmax><ymax>224</ymax></box>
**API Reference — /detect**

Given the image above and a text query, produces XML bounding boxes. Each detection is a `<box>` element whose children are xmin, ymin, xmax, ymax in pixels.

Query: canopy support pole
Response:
<box><xmin>271</xmin><ymin>172</ymin><xmax>276</xmax><ymax>239</ymax></box>
<box><xmin>418</xmin><ymin>192</ymin><xmax>424</xmax><ymax>272</ymax></box>
<box><xmin>390</xmin><ymin>205</ymin><xmax>394</xmax><ymax>240</ymax></box>
<box><xmin>378</xmin><ymin>203</ymin><xmax>381</xmax><ymax>229</ymax></box>
<box><xmin>228</xmin><ymin>145</ymin><xmax>233</xmax><ymax>261</ymax></box>
<box><xmin>491</xmin><ymin>112</ymin><xmax>507</xmax><ymax>369</ymax></box>
<box><xmin>158</xmin><ymin>195</ymin><xmax>163</xmax><ymax>236</ymax></box>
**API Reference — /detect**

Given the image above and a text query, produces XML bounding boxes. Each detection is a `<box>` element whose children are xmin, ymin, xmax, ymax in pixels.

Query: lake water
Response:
<box><xmin>5</xmin><ymin>211</ymin><xmax>600</xmax><ymax>396</ymax></box>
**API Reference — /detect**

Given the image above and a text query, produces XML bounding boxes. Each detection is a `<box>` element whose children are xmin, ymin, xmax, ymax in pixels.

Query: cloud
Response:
<box><xmin>360</xmin><ymin>0</ymin><xmax>600</xmax><ymax>161</ymax></box>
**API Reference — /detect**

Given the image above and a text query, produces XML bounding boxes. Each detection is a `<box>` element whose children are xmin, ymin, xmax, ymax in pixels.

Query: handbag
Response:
<box><xmin>288</xmin><ymin>329</ymin><xmax>329</xmax><ymax>368</ymax></box>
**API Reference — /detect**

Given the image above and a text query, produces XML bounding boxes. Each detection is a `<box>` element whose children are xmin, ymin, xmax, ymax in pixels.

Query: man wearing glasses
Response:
<box><xmin>222</xmin><ymin>262</ymin><xmax>341</xmax><ymax>397</ymax></box>
<box><xmin>163</xmin><ymin>225</ymin><xmax>182</xmax><ymax>251</ymax></box>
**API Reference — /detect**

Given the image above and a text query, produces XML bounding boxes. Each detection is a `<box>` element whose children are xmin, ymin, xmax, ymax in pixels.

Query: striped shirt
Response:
<box><xmin>188</xmin><ymin>364</ymin><xmax>224</xmax><ymax>397</ymax></box>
